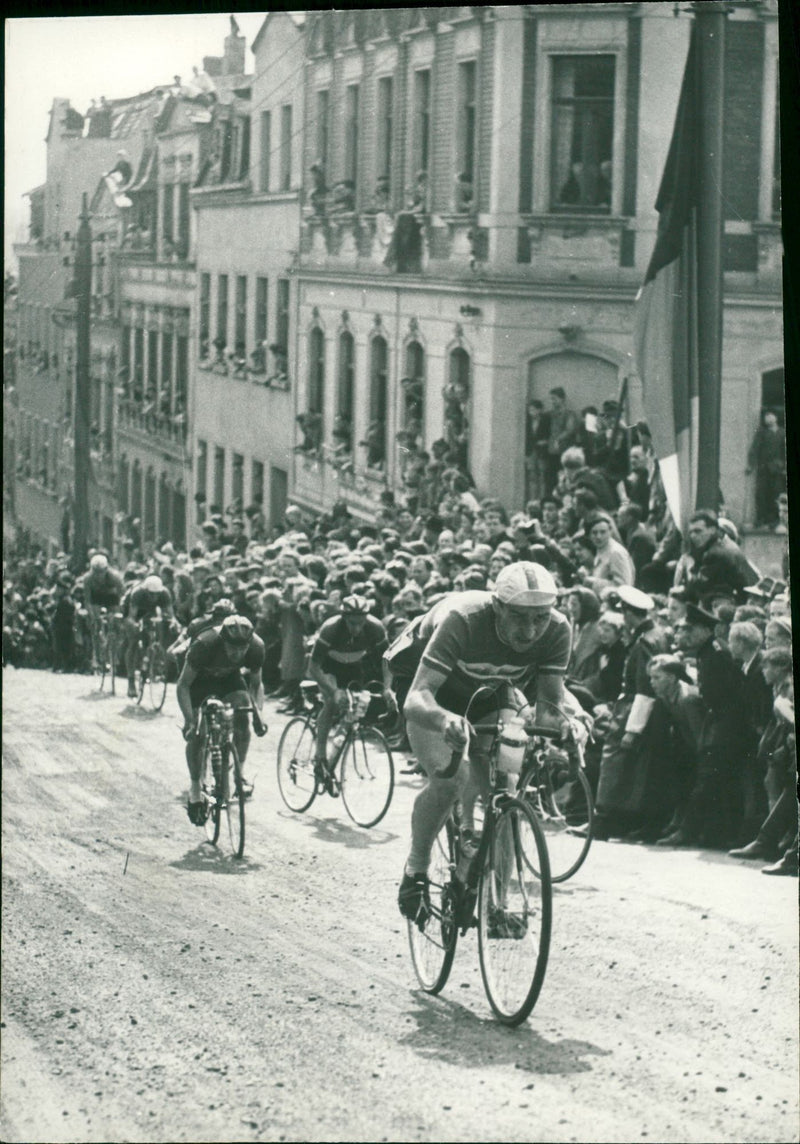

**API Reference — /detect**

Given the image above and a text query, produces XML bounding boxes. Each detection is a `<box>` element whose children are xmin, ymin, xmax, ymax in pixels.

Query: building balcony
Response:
<box><xmin>520</xmin><ymin>213</ymin><xmax>631</xmax><ymax>266</ymax></box>
<box><xmin>293</xmin><ymin>446</ymin><xmax>387</xmax><ymax>520</ymax></box>
<box><xmin>117</xmin><ymin>398</ymin><xmax>187</xmax><ymax>451</ymax></box>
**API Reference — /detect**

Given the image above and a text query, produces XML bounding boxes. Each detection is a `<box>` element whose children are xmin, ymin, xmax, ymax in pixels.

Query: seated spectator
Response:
<box><xmin>581</xmin><ymin>513</ymin><xmax>635</xmax><ymax>594</ymax></box>
<box><xmin>617</xmin><ymin>503</ymin><xmax>656</xmax><ymax>585</ymax></box>
<box><xmin>564</xmin><ymin>586</ymin><xmax>603</xmax><ymax>681</ymax></box>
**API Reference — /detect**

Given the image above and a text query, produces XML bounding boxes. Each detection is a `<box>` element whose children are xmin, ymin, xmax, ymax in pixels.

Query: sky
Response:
<box><xmin>4</xmin><ymin>13</ymin><xmax>277</xmax><ymax>271</ymax></box>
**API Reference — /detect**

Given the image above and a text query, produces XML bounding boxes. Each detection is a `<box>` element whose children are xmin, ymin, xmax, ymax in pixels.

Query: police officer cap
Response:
<box><xmin>616</xmin><ymin>585</ymin><xmax>654</xmax><ymax>614</ymax></box>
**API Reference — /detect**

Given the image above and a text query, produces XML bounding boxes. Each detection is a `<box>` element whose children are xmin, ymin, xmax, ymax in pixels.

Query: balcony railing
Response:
<box><xmin>117</xmin><ymin>398</ymin><xmax>187</xmax><ymax>444</ymax></box>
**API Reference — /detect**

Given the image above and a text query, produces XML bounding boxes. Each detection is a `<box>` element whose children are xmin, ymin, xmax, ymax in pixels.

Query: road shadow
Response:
<box><xmin>118</xmin><ymin>704</ymin><xmax>164</xmax><ymax>720</ymax></box>
<box><xmin>77</xmin><ymin>688</ymin><xmax>120</xmax><ymax>702</ymax></box>
<box><xmin>169</xmin><ymin>843</ymin><xmax>263</xmax><ymax>874</ymax></box>
<box><xmin>275</xmin><ymin>808</ymin><xmax>399</xmax><ymax>849</ymax></box>
<box><xmin>401</xmin><ymin>992</ymin><xmax>609</xmax><ymax>1074</ymax></box>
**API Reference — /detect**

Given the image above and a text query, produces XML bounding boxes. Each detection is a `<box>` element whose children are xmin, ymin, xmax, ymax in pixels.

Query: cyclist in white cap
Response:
<box><xmin>122</xmin><ymin>572</ymin><xmax>175</xmax><ymax>698</ymax></box>
<box><xmin>397</xmin><ymin>561</ymin><xmax>572</xmax><ymax>922</ymax></box>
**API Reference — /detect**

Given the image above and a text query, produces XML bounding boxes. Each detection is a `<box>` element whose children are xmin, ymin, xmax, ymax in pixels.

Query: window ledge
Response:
<box><xmin>524</xmin><ymin>212</ymin><xmax>629</xmax><ymax>229</ymax></box>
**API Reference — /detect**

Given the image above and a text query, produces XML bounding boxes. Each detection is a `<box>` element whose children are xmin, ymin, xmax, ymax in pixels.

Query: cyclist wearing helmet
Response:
<box><xmin>123</xmin><ymin>572</ymin><xmax>175</xmax><ymax>698</ymax></box>
<box><xmin>308</xmin><ymin>594</ymin><xmax>394</xmax><ymax>784</ymax></box>
<box><xmin>80</xmin><ymin>552</ymin><xmax>124</xmax><ymax>668</ymax></box>
<box><xmin>176</xmin><ymin>613</ymin><xmax>266</xmax><ymax>824</ymax></box>
<box><xmin>397</xmin><ymin>561</ymin><xmax>572</xmax><ymax>922</ymax></box>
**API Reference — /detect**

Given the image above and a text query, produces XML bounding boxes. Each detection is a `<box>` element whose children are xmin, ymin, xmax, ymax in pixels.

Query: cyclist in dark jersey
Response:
<box><xmin>80</xmin><ymin>553</ymin><xmax>124</xmax><ymax>669</ymax></box>
<box><xmin>308</xmin><ymin>595</ymin><xmax>395</xmax><ymax>785</ymax></box>
<box><xmin>176</xmin><ymin>614</ymin><xmax>266</xmax><ymax>824</ymax></box>
<box><xmin>397</xmin><ymin>561</ymin><xmax>572</xmax><ymax>922</ymax></box>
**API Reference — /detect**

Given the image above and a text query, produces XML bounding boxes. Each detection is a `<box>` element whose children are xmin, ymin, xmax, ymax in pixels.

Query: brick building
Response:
<box><xmin>290</xmin><ymin>4</ymin><xmax>783</xmax><ymax>526</ymax></box>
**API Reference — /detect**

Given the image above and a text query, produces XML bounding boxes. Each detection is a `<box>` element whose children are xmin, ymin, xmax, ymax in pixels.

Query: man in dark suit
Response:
<box><xmin>658</xmin><ymin>603</ymin><xmax>747</xmax><ymax>849</ymax></box>
<box><xmin>728</xmin><ymin>620</ymin><xmax>773</xmax><ymax>841</ymax></box>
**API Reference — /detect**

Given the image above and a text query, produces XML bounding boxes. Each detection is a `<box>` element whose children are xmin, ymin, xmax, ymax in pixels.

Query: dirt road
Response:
<box><xmin>2</xmin><ymin>668</ymin><xmax>797</xmax><ymax>1143</ymax></box>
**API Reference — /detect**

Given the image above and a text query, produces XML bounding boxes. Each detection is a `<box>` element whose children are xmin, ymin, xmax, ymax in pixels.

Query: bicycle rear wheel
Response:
<box><xmin>478</xmin><ymin>797</ymin><xmax>551</xmax><ymax>1026</ymax></box>
<box><xmin>276</xmin><ymin>717</ymin><xmax>318</xmax><ymax>813</ymax></box>
<box><xmin>340</xmin><ymin>725</ymin><xmax>394</xmax><ymax>828</ymax></box>
<box><xmin>148</xmin><ymin>644</ymin><xmax>168</xmax><ymax>712</ymax></box>
<box><xmin>202</xmin><ymin>741</ymin><xmax>222</xmax><ymax>845</ymax></box>
<box><xmin>223</xmin><ymin>742</ymin><xmax>245</xmax><ymax>859</ymax></box>
<box><xmin>408</xmin><ymin>819</ymin><xmax>458</xmax><ymax>994</ymax></box>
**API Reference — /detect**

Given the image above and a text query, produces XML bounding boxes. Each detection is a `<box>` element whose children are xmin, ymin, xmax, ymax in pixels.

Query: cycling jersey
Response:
<box><xmin>185</xmin><ymin>628</ymin><xmax>265</xmax><ymax>706</ymax></box>
<box><xmin>82</xmin><ymin>568</ymin><xmax>124</xmax><ymax>608</ymax></box>
<box><xmin>129</xmin><ymin>585</ymin><xmax>173</xmax><ymax>621</ymax></box>
<box><xmin>384</xmin><ymin>591</ymin><xmax>487</xmax><ymax>680</ymax></box>
<box><xmin>412</xmin><ymin>591</ymin><xmax>571</xmax><ymax>717</ymax></box>
<box><xmin>311</xmin><ymin>614</ymin><xmax>389</xmax><ymax>686</ymax></box>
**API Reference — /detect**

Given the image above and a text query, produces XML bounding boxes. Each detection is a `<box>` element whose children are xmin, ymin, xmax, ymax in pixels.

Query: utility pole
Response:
<box><xmin>71</xmin><ymin>193</ymin><xmax>92</xmax><ymax>574</ymax></box>
<box><xmin>693</xmin><ymin>2</ymin><xmax>726</xmax><ymax>512</ymax></box>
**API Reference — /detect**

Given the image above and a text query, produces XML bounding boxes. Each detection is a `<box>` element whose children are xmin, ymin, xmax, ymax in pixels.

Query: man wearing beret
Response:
<box><xmin>658</xmin><ymin>602</ymin><xmax>747</xmax><ymax>848</ymax></box>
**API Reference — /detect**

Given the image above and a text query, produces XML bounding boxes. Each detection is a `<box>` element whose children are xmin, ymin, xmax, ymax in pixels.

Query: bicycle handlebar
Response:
<box><xmin>441</xmin><ymin>717</ymin><xmax>571</xmax><ymax>778</ymax></box>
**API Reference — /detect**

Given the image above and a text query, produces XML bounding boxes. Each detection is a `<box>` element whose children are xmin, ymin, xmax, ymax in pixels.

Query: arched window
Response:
<box><xmin>307</xmin><ymin>327</ymin><xmax>325</xmax><ymax>415</ymax></box>
<box><xmin>144</xmin><ymin>468</ymin><xmax>156</xmax><ymax>543</ymax></box>
<box><xmin>365</xmin><ymin>335</ymin><xmax>388</xmax><ymax>469</ymax></box>
<box><xmin>131</xmin><ymin>460</ymin><xmax>143</xmax><ymax>520</ymax></box>
<box><xmin>402</xmin><ymin>340</ymin><xmax>425</xmax><ymax>444</ymax></box>
<box><xmin>445</xmin><ymin>346</ymin><xmax>471</xmax><ymax>469</ymax></box>
<box><xmin>334</xmin><ymin>330</ymin><xmax>355</xmax><ymax>454</ymax></box>
<box><xmin>118</xmin><ymin>455</ymin><xmax>130</xmax><ymax>513</ymax></box>
<box><xmin>158</xmin><ymin>472</ymin><xmax>171</xmax><ymax>541</ymax></box>
<box><xmin>172</xmin><ymin>481</ymin><xmax>187</xmax><ymax>549</ymax></box>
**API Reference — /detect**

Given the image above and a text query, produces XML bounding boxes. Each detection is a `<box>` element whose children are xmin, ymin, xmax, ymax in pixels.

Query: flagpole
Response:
<box><xmin>693</xmin><ymin>1</ymin><xmax>727</xmax><ymax>512</ymax></box>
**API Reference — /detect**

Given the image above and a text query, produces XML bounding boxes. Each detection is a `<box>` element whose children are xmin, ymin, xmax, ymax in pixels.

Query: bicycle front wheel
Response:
<box><xmin>408</xmin><ymin>819</ymin><xmax>458</xmax><ymax>994</ymax></box>
<box><xmin>148</xmin><ymin>644</ymin><xmax>168</xmax><ymax>712</ymax></box>
<box><xmin>478</xmin><ymin>797</ymin><xmax>552</xmax><ymax>1026</ymax></box>
<box><xmin>96</xmin><ymin>629</ymin><xmax>109</xmax><ymax>690</ymax></box>
<box><xmin>202</xmin><ymin>742</ymin><xmax>222</xmax><ymax>845</ymax></box>
<box><xmin>530</xmin><ymin>761</ymin><xmax>594</xmax><ymax>883</ymax></box>
<box><xmin>276</xmin><ymin>717</ymin><xmax>318</xmax><ymax>813</ymax></box>
<box><xmin>109</xmin><ymin>630</ymin><xmax>117</xmax><ymax>696</ymax></box>
<box><xmin>223</xmin><ymin>742</ymin><xmax>246</xmax><ymax>859</ymax></box>
<box><xmin>340</xmin><ymin>725</ymin><xmax>394</xmax><ymax>828</ymax></box>
<box><xmin>135</xmin><ymin>646</ymin><xmax>147</xmax><ymax>705</ymax></box>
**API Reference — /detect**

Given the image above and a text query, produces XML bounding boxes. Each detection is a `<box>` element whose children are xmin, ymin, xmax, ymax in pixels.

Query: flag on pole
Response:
<box><xmin>633</xmin><ymin>25</ymin><xmax>699</xmax><ymax>531</ymax></box>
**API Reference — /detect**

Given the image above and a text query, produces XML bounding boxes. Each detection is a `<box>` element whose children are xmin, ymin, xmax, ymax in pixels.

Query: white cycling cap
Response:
<box><xmin>90</xmin><ymin>553</ymin><xmax>109</xmax><ymax>570</ymax></box>
<box><xmin>143</xmin><ymin>574</ymin><xmax>164</xmax><ymax>593</ymax></box>
<box><xmin>493</xmin><ymin>562</ymin><xmax>557</xmax><ymax>606</ymax></box>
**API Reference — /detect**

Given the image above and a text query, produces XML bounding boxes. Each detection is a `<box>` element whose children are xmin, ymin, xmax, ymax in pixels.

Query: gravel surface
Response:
<box><xmin>2</xmin><ymin>667</ymin><xmax>798</xmax><ymax>1143</ymax></box>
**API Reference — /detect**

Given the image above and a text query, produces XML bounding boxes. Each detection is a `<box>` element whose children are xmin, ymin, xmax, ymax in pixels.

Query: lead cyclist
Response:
<box><xmin>397</xmin><ymin>561</ymin><xmax>576</xmax><ymax>923</ymax></box>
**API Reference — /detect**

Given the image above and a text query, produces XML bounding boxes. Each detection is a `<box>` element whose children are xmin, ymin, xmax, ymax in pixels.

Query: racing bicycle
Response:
<box><xmin>93</xmin><ymin>607</ymin><xmax>122</xmax><ymax>695</ymax></box>
<box><xmin>407</xmin><ymin>700</ymin><xmax>553</xmax><ymax>1027</ymax></box>
<box><xmin>276</xmin><ymin>681</ymin><xmax>395</xmax><ymax>828</ymax></box>
<box><xmin>196</xmin><ymin>697</ymin><xmax>265</xmax><ymax>859</ymax></box>
<box><xmin>132</xmin><ymin>611</ymin><xmax>169</xmax><ymax>712</ymax></box>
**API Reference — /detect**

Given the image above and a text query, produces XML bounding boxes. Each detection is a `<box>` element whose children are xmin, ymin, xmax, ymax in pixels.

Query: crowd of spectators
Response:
<box><xmin>3</xmin><ymin>386</ymin><xmax>795</xmax><ymax>873</ymax></box>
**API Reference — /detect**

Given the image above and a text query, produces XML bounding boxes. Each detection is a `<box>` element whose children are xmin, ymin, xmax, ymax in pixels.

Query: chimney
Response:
<box><xmin>223</xmin><ymin>25</ymin><xmax>245</xmax><ymax>75</ymax></box>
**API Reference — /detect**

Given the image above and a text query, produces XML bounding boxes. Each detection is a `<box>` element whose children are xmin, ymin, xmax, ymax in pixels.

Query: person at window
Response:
<box><xmin>596</xmin><ymin>160</ymin><xmax>612</xmax><ymax>208</ymax></box>
<box><xmin>746</xmin><ymin>410</ymin><xmax>786</xmax><ymax>528</ymax></box>
<box><xmin>559</xmin><ymin>161</ymin><xmax>584</xmax><ymax>205</ymax></box>
<box><xmin>309</xmin><ymin>161</ymin><xmax>327</xmax><ymax>216</ymax></box>
<box><xmin>524</xmin><ymin>399</ymin><xmax>550</xmax><ymax>504</ymax></box>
